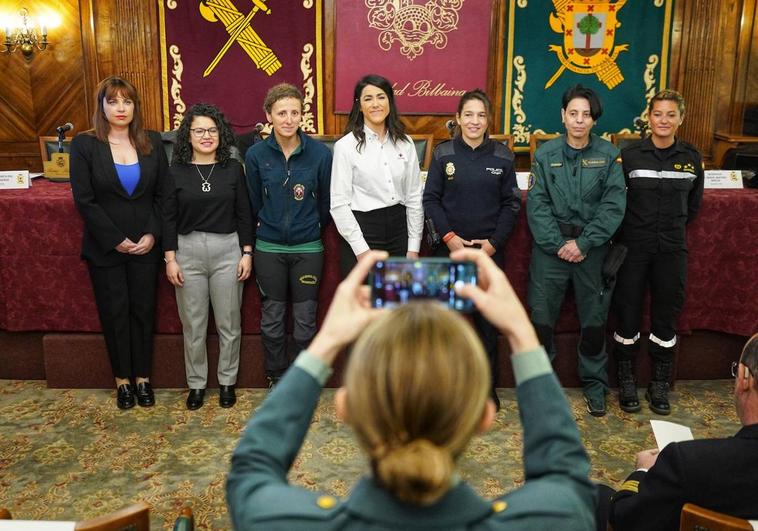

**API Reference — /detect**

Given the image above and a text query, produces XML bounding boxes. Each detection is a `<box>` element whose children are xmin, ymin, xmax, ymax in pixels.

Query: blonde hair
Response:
<box><xmin>344</xmin><ymin>302</ymin><xmax>491</xmax><ymax>505</ymax></box>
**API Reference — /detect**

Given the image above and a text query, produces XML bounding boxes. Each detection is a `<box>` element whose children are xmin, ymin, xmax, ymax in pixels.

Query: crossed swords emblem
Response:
<box><xmin>199</xmin><ymin>0</ymin><xmax>282</xmax><ymax>78</ymax></box>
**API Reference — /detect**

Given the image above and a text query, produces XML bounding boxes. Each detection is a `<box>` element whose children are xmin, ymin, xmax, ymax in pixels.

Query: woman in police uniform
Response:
<box><xmin>226</xmin><ymin>250</ymin><xmax>595</xmax><ymax>530</ymax></box>
<box><xmin>612</xmin><ymin>90</ymin><xmax>704</xmax><ymax>415</ymax></box>
<box><xmin>423</xmin><ymin>89</ymin><xmax>521</xmax><ymax>410</ymax></box>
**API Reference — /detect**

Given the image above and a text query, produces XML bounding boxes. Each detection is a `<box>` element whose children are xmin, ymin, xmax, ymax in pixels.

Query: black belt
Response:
<box><xmin>558</xmin><ymin>223</ymin><xmax>583</xmax><ymax>238</ymax></box>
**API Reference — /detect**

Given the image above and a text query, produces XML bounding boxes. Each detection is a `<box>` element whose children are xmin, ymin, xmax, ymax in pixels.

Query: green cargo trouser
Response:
<box><xmin>527</xmin><ymin>243</ymin><xmax>611</xmax><ymax>400</ymax></box>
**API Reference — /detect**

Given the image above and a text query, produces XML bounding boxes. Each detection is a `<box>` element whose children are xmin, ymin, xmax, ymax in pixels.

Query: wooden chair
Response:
<box><xmin>0</xmin><ymin>503</ymin><xmax>194</xmax><ymax>531</ymax></box>
<box><xmin>309</xmin><ymin>134</ymin><xmax>342</xmax><ymax>154</ymax></box>
<box><xmin>679</xmin><ymin>503</ymin><xmax>753</xmax><ymax>531</ymax></box>
<box><xmin>39</xmin><ymin>135</ymin><xmax>72</xmax><ymax>162</ymax></box>
<box><xmin>311</xmin><ymin>133</ymin><xmax>434</xmax><ymax>170</ymax></box>
<box><xmin>410</xmin><ymin>133</ymin><xmax>434</xmax><ymax>170</ymax></box>
<box><xmin>529</xmin><ymin>133</ymin><xmax>561</xmax><ymax>163</ymax></box>
<box><xmin>490</xmin><ymin>133</ymin><xmax>514</xmax><ymax>151</ymax></box>
<box><xmin>75</xmin><ymin>501</ymin><xmax>150</xmax><ymax>530</ymax></box>
<box><xmin>611</xmin><ymin>132</ymin><xmax>642</xmax><ymax>150</ymax></box>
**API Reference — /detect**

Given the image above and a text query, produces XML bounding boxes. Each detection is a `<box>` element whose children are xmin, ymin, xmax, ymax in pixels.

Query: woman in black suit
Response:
<box><xmin>70</xmin><ymin>76</ymin><xmax>168</xmax><ymax>409</ymax></box>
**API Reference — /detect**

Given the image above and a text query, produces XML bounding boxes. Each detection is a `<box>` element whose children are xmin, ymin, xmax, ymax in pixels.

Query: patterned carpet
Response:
<box><xmin>0</xmin><ymin>379</ymin><xmax>739</xmax><ymax>530</ymax></box>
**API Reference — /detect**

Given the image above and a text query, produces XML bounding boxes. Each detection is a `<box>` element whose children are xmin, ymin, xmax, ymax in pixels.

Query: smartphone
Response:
<box><xmin>369</xmin><ymin>258</ymin><xmax>478</xmax><ymax>312</ymax></box>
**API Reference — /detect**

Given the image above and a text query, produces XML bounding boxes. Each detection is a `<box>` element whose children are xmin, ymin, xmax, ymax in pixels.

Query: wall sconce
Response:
<box><xmin>1</xmin><ymin>8</ymin><xmax>53</xmax><ymax>60</ymax></box>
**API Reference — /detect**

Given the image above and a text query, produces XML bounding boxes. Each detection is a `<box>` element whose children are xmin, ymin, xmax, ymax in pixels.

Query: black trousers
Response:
<box><xmin>339</xmin><ymin>204</ymin><xmax>408</xmax><ymax>277</ymax></box>
<box><xmin>87</xmin><ymin>260</ymin><xmax>158</xmax><ymax>379</ymax></box>
<box><xmin>435</xmin><ymin>245</ymin><xmax>503</xmax><ymax>390</ymax></box>
<box><xmin>612</xmin><ymin>247</ymin><xmax>687</xmax><ymax>363</ymax></box>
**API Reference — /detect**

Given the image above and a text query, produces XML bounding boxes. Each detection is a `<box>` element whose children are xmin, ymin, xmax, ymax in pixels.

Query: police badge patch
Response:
<box><xmin>445</xmin><ymin>161</ymin><xmax>455</xmax><ymax>179</ymax></box>
<box><xmin>293</xmin><ymin>184</ymin><xmax>305</xmax><ymax>200</ymax></box>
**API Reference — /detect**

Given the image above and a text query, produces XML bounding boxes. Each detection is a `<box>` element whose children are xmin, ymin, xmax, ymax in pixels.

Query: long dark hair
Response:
<box><xmin>91</xmin><ymin>75</ymin><xmax>152</xmax><ymax>155</ymax></box>
<box><xmin>344</xmin><ymin>74</ymin><xmax>408</xmax><ymax>152</ymax></box>
<box><xmin>172</xmin><ymin>103</ymin><xmax>236</xmax><ymax>166</ymax></box>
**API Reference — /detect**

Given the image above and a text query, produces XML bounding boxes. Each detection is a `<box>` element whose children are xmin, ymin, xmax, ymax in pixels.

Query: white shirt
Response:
<box><xmin>330</xmin><ymin>126</ymin><xmax>423</xmax><ymax>255</ymax></box>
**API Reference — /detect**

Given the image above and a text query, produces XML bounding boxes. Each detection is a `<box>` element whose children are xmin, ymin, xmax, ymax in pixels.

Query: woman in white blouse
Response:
<box><xmin>330</xmin><ymin>74</ymin><xmax>423</xmax><ymax>276</ymax></box>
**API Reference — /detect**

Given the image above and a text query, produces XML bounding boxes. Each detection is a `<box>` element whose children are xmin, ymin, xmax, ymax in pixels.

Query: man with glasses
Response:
<box><xmin>607</xmin><ymin>333</ymin><xmax>758</xmax><ymax>530</ymax></box>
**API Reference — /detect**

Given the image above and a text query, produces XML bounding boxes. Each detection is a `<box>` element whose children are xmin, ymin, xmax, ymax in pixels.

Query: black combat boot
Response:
<box><xmin>617</xmin><ymin>360</ymin><xmax>641</xmax><ymax>413</ymax></box>
<box><xmin>646</xmin><ymin>360</ymin><xmax>673</xmax><ymax>415</ymax></box>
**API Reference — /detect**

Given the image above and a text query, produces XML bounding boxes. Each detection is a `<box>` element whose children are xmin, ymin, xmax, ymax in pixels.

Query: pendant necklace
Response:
<box><xmin>195</xmin><ymin>163</ymin><xmax>215</xmax><ymax>193</ymax></box>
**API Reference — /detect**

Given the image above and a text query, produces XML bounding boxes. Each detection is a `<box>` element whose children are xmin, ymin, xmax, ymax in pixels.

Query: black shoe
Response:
<box><xmin>219</xmin><ymin>385</ymin><xmax>236</xmax><ymax>408</ymax></box>
<box><xmin>646</xmin><ymin>381</ymin><xmax>671</xmax><ymax>415</ymax></box>
<box><xmin>135</xmin><ymin>381</ymin><xmax>155</xmax><ymax>407</ymax></box>
<box><xmin>617</xmin><ymin>360</ymin><xmax>641</xmax><ymax>413</ymax></box>
<box><xmin>584</xmin><ymin>394</ymin><xmax>606</xmax><ymax>417</ymax></box>
<box><xmin>117</xmin><ymin>384</ymin><xmax>135</xmax><ymax>410</ymax></box>
<box><xmin>186</xmin><ymin>389</ymin><xmax>205</xmax><ymax>410</ymax></box>
<box><xmin>266</xmin><ymin>375</ymin><xmax>281</xmax><ymax>391</ymax></box>
<box><xmin>491</xmin><ymin>388</ymin><xmax>501</xmax><ymax>412</ymax></box>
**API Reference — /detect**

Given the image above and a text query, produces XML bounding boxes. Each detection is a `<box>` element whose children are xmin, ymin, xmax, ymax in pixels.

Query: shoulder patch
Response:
<box><xmin>434</xmin><ymin>139</ymin><xmax>455</xmax><ymax>160</ymax></box>
<box><xmin>492</xmin><ymin>141</ymin><xmax>515</xmax><ymax>161</ymax></box>
<box><xmin>527</xmin><ymin>172</ymin><xmax>536</xmax><ymax>190</ymax></box>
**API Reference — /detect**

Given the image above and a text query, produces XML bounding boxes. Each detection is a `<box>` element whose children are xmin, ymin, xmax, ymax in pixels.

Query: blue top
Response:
<box><xmin>114</xmin><ymin>162</ymin><xmax>141</xmax><ymax>196</ymax></box>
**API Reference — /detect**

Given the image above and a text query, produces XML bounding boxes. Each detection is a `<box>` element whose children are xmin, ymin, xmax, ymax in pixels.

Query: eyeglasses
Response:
<box><xmin>190</xmin><ymin>127</ymin><xmax>219</xmax><ymax>138</ymax></box>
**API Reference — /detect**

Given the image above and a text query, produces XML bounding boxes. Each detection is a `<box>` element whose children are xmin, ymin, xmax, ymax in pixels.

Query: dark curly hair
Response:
<box><xmin>172</xmin><ymin>103</ymin><xmax>236</xmax><ymax>166</ymax></box>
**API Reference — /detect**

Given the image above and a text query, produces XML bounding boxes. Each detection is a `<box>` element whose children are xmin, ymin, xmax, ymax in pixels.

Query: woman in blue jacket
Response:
<box><xmin>245</xmin><ymin>83</ymin><xmax>332</xmax><ymax>388</ymax></box>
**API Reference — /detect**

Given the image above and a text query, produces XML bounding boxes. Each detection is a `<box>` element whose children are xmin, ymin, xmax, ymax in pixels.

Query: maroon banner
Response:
<box><xmin>159</xmin><ymin>0</ymin><xmax>324</xmax><ymax>133</ymax></box>
<box><xmin>334</xmin><ymin>1</ymin><xmax>490</xmax><ymax>114</ymax></box>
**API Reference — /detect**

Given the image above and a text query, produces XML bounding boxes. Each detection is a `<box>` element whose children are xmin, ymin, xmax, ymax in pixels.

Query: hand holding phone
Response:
<box><xmin>369</xmin><ymin>258</ymin><xmax>478</xmax><ymax>312</ymax></box>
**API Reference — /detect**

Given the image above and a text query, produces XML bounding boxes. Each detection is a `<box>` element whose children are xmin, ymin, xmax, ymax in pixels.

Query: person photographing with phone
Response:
<box><xmin>423</xmin><ymin>89</ymin><xmax>521</xmax><ymax>410</ymax></box>
<box><xmin>226</xmin><ymin>249</ymin><xmax>595</xmax><ymax>530</ymax></box>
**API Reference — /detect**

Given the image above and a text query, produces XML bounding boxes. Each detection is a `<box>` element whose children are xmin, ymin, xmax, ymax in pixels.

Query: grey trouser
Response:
<box><xmin>175</xmin><ymin>231</ymin><xmax>243</xmax><ymax>388</ymax></box>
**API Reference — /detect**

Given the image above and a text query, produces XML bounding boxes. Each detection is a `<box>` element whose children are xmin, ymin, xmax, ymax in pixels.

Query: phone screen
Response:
<box><xmin>369</xmin><ymin>258</ymin><xmax>478</xmax><ymax>312</ymax></box>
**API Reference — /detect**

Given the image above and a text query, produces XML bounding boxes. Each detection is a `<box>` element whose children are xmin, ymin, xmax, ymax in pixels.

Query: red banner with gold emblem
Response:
<box><xmin>334</xmin><ymin>1</ymin><xmax>491</xmax><ymax>114</ymax></box>
<box><xmin>159</xmin><ymin>0</ymin><xmax>324</xmax><ymax>134</ymax></box>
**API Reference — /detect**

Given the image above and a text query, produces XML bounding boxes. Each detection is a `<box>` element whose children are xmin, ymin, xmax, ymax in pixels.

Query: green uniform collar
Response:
<box><xmin>344</xmin><ymin>477</ymin><xmax>494</xmax><ymax>526</ymax></box>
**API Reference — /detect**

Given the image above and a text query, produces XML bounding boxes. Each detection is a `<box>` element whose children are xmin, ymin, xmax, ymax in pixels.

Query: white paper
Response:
<box><xmin>0</xmin><ymin>521</ymin><xmax>75</xmax><ymax>530</ymax></box>
<box><xmin>650</xmin><ymin>420</ymin><xmax>694</xmax><ymax>450</ymax></box>
<box><xmin>704</xmin><ymin>170</ymin><xmax>743</xmax><ymax>189</ymax></box>
<box><xmin>30</xmin><ymin>172</ymin><xmax>44</xmax><ymax>179</ymax></box>
<box><xmin>516</xmin><ymin>171</ymin><xmax>530</xmax><ymax>190</ymax></box>
<box><xmin>0</xmin><ymin>170</ymin><xmax>30</xmax><ymax>190</ymax></box>
<box><xmin>749</xmin><ymin>520</ymin><xmax>757</xmax><ymax>530</ymax></box>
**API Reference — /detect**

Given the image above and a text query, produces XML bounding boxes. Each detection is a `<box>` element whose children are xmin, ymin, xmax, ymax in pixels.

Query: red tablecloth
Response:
<box><xmin>0</xmin><ymin>180</ymin><xmax>756</xmax><ymax>336</ymax></box>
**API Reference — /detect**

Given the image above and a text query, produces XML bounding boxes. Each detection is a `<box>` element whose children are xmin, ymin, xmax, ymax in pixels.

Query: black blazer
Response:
<box><xmin>610</xmin><ymin>423</ymin><xmax>758</xmax><ymax>530</ymax></box>
<box><xmin>70</xmin><ymin>130</ymin><xmax>168</xmax><ymax>266</ymax></box>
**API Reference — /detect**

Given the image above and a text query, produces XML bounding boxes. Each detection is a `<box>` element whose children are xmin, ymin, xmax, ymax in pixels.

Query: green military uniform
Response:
<box><xmin>226</xmin><ymin>348</ymin><xmax>595</xmax><ymax>530</ymax></box>
<box><xmin>527</xmin><ymin>134</ymin><xmax>626</xmax><ymax>402</ymax></box>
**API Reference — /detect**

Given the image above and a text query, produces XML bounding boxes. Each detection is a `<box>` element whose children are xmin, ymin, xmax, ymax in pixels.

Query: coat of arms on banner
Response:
<box><xmin>546</xmin><ymin>0</ymin><xmax>628</xmax><ymax>89</ymax></box>
<box><xmin>199</xmin><ymin>0</ymin><xmax>281</xmax><ymax>78</ymax></box>
<box><xmin>365</xmin><ymin>0</ymin><xmax>465</xmax><ymax>60</ymax></box>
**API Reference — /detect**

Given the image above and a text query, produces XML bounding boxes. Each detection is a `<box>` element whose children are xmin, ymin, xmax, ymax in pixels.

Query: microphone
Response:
<box><xmin>634</xmin><ymin>118</ymin><xmax>647</xmax><ymax>131</ymax></box>
<box><xmin>445</xmin><ymin>119</ymin><xmax>456</xmax><ymax>138</ymax></box>
<box><xmin>56</xmin><ymin>122</ymin><xmax>74</xmax><ymax>134</ymax></box>
<box><xmin>254</xmin><ymin>122</ymin><xmax>264</xmax><ymax>132</ymax></box>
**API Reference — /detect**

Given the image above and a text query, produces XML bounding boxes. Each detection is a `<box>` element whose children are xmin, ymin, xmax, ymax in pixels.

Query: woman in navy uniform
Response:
<box><xmin>70</xmin><ymin>76</ymin><xmax>167</xmax><ymax>409</ymax></box>
<box><xmin>423</xmin><ymin>89</ymin><xmax>520</xmax><ymax>410</ymax></box>
<box><xmin>226</xmin><ymin>250</ymin><xmax>595</xmax><ymax>530</ymax></box>
<box><xmin>612</xmin><ymin>89</ymin><xmax>704</xmax><ymax>415</ymax></box>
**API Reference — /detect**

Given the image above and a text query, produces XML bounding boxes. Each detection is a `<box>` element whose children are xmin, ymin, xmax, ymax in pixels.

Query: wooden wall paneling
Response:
<box><xmin>0</xmin><ymin>0</ymin><xmax>88</xmax><ymax>171</ymax></box>
<box><xmin>675</xmin><ymin>0</ymin><xmax>729</xmax><ymax>158</ymax></box>
<box><xmin>322</xmin><ymin>0</ymin><xmax>339</xmax><ymax>135</ymax></box>
<box><xmin>91</xmin><ymin>0</ymin><xmax>163</xmax><ymax>131</ymax></box>
<box><xmin>78</xmin><ymin>0</ymin><xmax>101</xmax><ymax>123</ymax></box>
<box><xmin>728</xmin><ymin>0</ymin><xmax>757</xmax><ymax>131</ymax></box>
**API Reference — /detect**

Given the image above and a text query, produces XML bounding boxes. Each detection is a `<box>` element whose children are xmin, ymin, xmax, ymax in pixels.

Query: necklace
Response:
<box><xmin>195</xmin><ymin>163</ymin><xmax>216</xmax><ymax>192</ymax></box>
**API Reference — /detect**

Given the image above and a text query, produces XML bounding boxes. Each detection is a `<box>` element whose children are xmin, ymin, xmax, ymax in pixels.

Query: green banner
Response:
<box><xmin>503</xmin><ymin>0</ymin><xmax>675</xmax><ymax>148</ymax></box>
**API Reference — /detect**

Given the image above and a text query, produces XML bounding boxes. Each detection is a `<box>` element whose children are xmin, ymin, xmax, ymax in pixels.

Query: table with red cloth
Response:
<box><xmin>0</xmin><ymin>180</ymin><xmax>756</xmax><ymax>337</ymax></box>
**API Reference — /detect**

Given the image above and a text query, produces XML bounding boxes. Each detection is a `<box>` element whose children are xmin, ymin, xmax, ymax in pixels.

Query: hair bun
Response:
<box><xmin>375</xmin><ymin>438</ymin><xmax>454</xmax><ymax>505</ymax></box>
